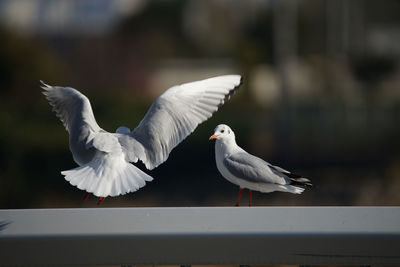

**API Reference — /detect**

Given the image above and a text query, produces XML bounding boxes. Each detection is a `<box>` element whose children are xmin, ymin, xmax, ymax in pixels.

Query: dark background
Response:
<box><xmin>1</xmin><ymin>0</ymin><xmax>400</xmax><ymax>208</ymax></box>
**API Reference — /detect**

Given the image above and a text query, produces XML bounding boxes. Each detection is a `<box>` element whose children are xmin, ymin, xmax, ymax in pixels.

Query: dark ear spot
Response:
<box><xmin>228</xmin><ymin>129</ymin><xmax>231</xmax><ymax>134</ymax></box>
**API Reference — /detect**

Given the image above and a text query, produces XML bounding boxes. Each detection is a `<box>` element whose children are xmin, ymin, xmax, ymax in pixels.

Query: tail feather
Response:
<box><xmin>61</xmin><ymin>154</ymin><xmax>153</xmax><ymax>197</ymax></box>
<box><xmin>290</xmin><ymin>186</ymin><xmax>305</xmax><ymax>194</ymax></box>
<box><xmin>278</xmin><ymin>185</ymin><xmax>305</xmax><ymax>194</ymax></box>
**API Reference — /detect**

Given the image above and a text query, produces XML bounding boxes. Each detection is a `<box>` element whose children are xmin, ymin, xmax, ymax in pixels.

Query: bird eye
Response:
<box><xmin>221</xmin><ymin>130</ymin><xmax>225</xmax><ymax>133</ymax></box>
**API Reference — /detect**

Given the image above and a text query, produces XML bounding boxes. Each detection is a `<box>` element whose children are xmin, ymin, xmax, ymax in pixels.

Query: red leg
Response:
<box><xmin>97</xmin><ymin>197</ymin><xmax>105</xmax><ymax>205</ymax></box>
<box><xmin>83</xmin><ymin>192</ymin><xmax>90</xmax><ymax>201</ymax></box>
<box><xmin>248</xmin><ymin>190</ymin><xmax>252</xmax><ymax>207</ymax></box>
<box><xmin>235</xmin><ymin>188</ymin><xmax>243</xmax><ymax>207</ymax></box>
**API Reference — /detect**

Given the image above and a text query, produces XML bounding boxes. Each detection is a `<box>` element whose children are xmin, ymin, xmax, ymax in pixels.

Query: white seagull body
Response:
<box><xmin>209</xmin><ymin>124</ymin><xmax>311</xmax><ymax>206</ymax></box>
<box><xmin>42</xmin><ymin>75</ymin><xmax>242</xmax><ymax>202</ymax></box>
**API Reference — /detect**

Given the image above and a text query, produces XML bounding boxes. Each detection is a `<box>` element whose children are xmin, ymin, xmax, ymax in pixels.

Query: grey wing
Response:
<box><xmin>223</xmin><ymin>152</ymin><xmax>289</xmax><ymax>185</ymax></box>
<box><xmin>41</xmin><ymin>81</ymin><xmax>102</xmax><ymax>164</ymax></box>
<box><xmin>41</xmin><ymin>81</ymin><xmax>101</xmax><ymax>137</ymax></box>
<box><xmin>129</xmin><ymin>75</ymin><xmax>242</xmax><ymax>170</ymax></box>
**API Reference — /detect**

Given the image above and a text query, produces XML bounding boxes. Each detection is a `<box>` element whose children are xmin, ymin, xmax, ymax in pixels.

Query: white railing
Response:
<box><xmin>0</xmin><ymin>207</ymin><xmax>399</xmax><ymax>266</ymax></box>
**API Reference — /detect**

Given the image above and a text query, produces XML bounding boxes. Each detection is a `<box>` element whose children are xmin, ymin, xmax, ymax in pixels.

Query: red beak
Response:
<box><xmin>209</xmin><ymin>134</ymin><xmax>219</xmax><ymax>140</ymax></box>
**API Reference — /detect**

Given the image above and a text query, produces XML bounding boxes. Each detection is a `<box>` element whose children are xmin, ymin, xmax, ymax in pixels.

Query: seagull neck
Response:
<box><xmin>217</xmin><ymin>137</ymin><xmax>238</xmax><ymax>154</ymax></box>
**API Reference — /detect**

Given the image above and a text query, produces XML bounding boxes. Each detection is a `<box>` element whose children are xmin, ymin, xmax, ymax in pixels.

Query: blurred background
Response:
<box><xmin>1</xmin><ymin>0</ymin><xmax>400</xmax><ymax>208</ymax></box>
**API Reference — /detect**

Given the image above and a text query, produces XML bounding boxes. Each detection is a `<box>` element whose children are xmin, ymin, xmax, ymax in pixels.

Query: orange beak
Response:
<box><xmin>209</xmin><ymin>134</ymin><xmax>219</xmax><ymax>140</ymax></box>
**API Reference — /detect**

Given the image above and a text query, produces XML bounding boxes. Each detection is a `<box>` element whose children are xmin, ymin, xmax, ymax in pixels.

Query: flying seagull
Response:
<box><xmin>42</xmin><ymin>75</ymin><xmax>242</xmax><ymax>204</ymax></box>
<box><xmin>209</xmin><ymin>124</ymin><xmax>311</xmax><ymax>206</ymax></box>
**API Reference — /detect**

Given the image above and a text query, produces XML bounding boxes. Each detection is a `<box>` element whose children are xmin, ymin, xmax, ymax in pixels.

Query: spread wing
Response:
<box><xmin>41</xmin><ymin>81</ymin><xmax>101</xmax><ymax>144</ymax></box>
<box><xmin>129</xmin><ymin>75</ymin><xmax>242</xmax><ymax>170</ymax></box>
<box><xmin>41</xmin><ymin>81</ymin><xmax>103</xmax><ymax>166</ymax></box>
<box><xmin>223</xmin><ymin>152</ymin><xmax>290</xmax><ymax>185</ymax></box>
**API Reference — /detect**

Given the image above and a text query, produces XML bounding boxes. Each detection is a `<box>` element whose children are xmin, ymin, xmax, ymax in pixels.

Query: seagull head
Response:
<box><xmin>209</xmin><ymin>124</ymin><xmax>235</xmax><ymax>141</ymax></box>
<box><xmin>116</xmin><ymin>126</ymin><xmax>131</xmax><ymax>134</ymax></box>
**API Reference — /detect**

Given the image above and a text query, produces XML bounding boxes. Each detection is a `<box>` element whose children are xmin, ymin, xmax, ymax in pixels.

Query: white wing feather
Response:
<box><xmin>41</xmin><ymin>81</ymin><xmax>101</xmax><ymax>165</ymax></box>
<box><xmin>41</xmin><ymin>81</ymin><xmax>101</xmax><ymax>135</ymax></box>
<box><xmin>130</xmin><ymin>75</ymin><xmax>242</xmax><ymax>169</ymax></box>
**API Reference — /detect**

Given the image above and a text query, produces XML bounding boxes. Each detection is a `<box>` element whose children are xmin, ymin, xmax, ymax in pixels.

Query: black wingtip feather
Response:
<box><xmin>284</xmin><ymin>172</ymin><xmax>302</xmax><ymax>179</ymax></box>
<box><xmin>290</xmin><ymin>177</ymin><xmax>313</xmax><ymax>187</ymax></box>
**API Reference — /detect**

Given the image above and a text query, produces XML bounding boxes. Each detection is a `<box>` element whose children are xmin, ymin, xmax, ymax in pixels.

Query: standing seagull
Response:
<box><xmin>42</xmin><ymin>75</ymin><xmax>242</xmax><ymax>204</ymax></box>
<box><xmin>209</xmin><ymin>124</ymin><xmax>311</xmax><ymax>206</ymax></box>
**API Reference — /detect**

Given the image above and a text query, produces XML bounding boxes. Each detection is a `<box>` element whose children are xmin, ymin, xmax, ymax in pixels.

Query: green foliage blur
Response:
<box><xmin>1</xmin><ymin>0</ymin><xmax>400</xmax><ymax>208</ymax></box>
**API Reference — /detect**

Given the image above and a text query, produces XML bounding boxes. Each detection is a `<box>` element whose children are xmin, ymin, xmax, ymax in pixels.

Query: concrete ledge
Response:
<box><xmin>1</xmin><ymin>207</ymin><xmax>399</xmax><ymax>266</ymax></box>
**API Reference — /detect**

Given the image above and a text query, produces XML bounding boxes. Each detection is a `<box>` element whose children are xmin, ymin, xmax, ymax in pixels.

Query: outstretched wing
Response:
<box><xmin>130</xmin><ymin>75</ymin><xmax>242</xmax><ymax>170</ymax></box>
<box><xmin>41</xmin><ymin>81</ymin><xmax>101</xmax><ymax>135</ymax></box>
<box><xmin>41</xmin><ymin>81</ymin><xmax>101</xmax><ymax>165</ymax></box>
